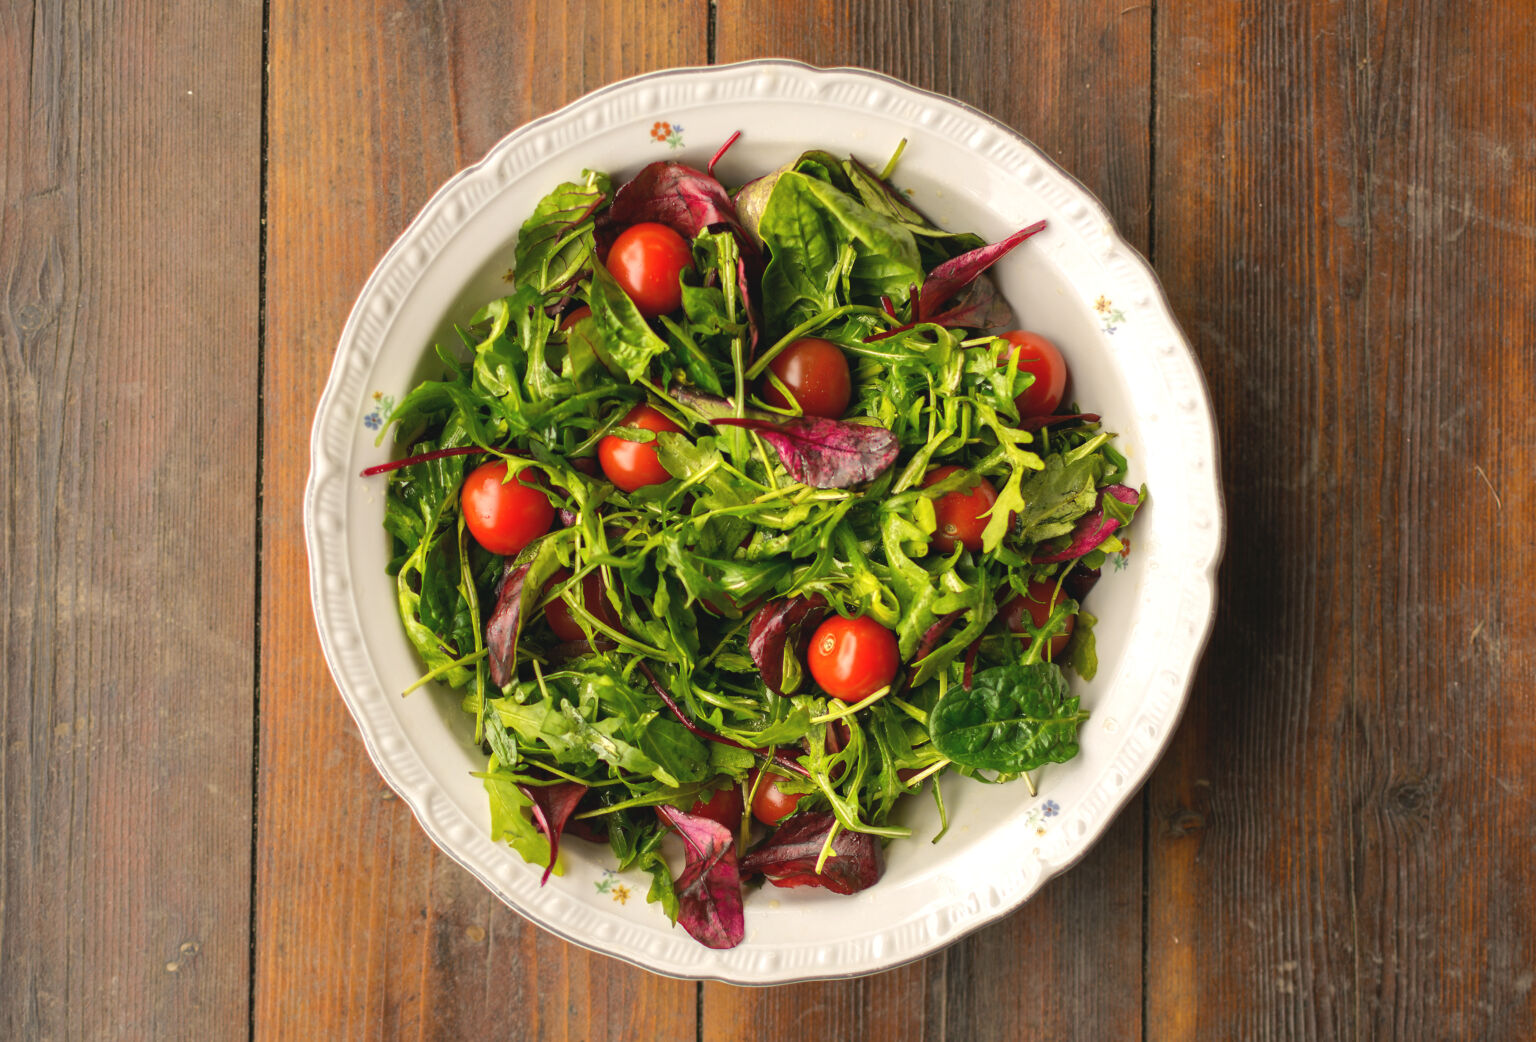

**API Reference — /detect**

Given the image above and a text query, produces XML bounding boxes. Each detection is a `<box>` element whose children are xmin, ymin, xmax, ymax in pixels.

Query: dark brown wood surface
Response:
<box><xmin>3</xmin><ymin>1</ymin><xmax>1534</xmax><ymax>1039</ymax></box>
<box><xmin>0</xmin><ymin>1</ymin><xmax>262</xmax><ymax>1039</ymax></box>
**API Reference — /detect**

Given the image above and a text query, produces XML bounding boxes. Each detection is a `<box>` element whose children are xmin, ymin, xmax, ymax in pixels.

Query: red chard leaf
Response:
<box><xmin>963</xmin><ymin>639</ymin><xmax>982</xmax><ymax>690</ymax></box>
<box><xmin>486</xmin><ymin>563</ymin><xmax>534</xmax><ymax>688</ymax></box>
<box><xmin>1032</xmin><ymin>484</ymin><xmax>1140</xmax><ymax>563</ymax></box>
<box><xmin>918</xmin><ymin>220</ymin><xmax>1046</xmax><ymax>322</ymax></box>
<box><xmin>1018</xmin><ymin>412</ymin><xmax>1100</xmax><ymax>431</ymax></box>
<box><xmin>710</xmin><ymin>416</ymin><xmax>899</xmax><ymax>488</ymax></box>
<box><xmin>740</xmin><ymin>812</ymin><xmax>884</xmax><ymax>895</ymax></box>
<box><xmin>655</xmin><ymin>806</ymin><xmax>745</xmax><ymax>949</ymax></box>
<box><xmin>518</xmin><ymin>781</ymin><xmax>588</xmax><ymax>885</ymax></box>
<box><xmin>748</xmin><ymin>595</ymin><xmax>830</xmax><ymax>696</ymax></box>
<box><xmin>485</xmin><ymin>540</ymin><xmax>561</xmax><ymax>687</ymax></box>
<box><xmin>359</xmin><ymin>445</ymin><xmax>487</xmax><ymax>478</ymax></box>
<box><xmin>610</xmin><ymin>161</ymin><xmax>752</xmax><ymax>248</ymax></box>
<box><xmin>914</xmin><ymin>609</ymin><xmax>966</xmax><ymax>665</ymax></box>
<box><xmin>1062</xmin><ymin>565</ymin><xmax>1102</xmax><ymax>603</ymax></box>
<box><xmin>921</xmin><ymin>271</ymin><xmax>1015</xmax><ymax>330</ymax></box>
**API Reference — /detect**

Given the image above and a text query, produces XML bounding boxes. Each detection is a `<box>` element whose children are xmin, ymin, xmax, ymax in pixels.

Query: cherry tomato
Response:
<box><xmin>749</xmin><ymin>768</ymin><xmax>805</xmax><ymax>826</ymax></box>
<box><xmin>1001</xmin><ymin>579</ymin><xmax>1077</xmax><ymax>660</ymax></box>
<box><xmin>459</xmin><ymin>462</ymin><xmax>554</xmax><ymax>556</ymax></box>
<box><xmin>605</xmin><ymin>222</ymin><xmax>693</xmax><ymax>318</ymax></box>
<box><xmin>598</xmin><ymin>403</ymin><xmax>682</xmax><ymax>492</ymax></box>
<box><xmin>924</xmin><ymin>465</ymin><xmax>1002</xmax><ymax>553</ymax></box>
<box><xmin>688</xmin><ymin>783</ymin><xmax>745</xmax><ymax>830</ymax></box>
<box><xmin>759</xmin><ymin>337</ymin><xmax>852</xmax><ymax>418</ymax></box>
<box><xmin>543</xmin><ymin>567</ymin><xmax>621</xmax><ymax>641</ymax></box>
<box><xmin>998</xmin><ymin>331</ymin><xmax>1069</xmax><ymax>417</ymax></box>
<box><xmin>558</xmin><ymin>305</ymin><xmax>592</xmax><ymax>331</ymax></box>
<box><xmin>807</xmin><ymin>615</ymin><xmax>899</xmax><ymax>701</ymax></box>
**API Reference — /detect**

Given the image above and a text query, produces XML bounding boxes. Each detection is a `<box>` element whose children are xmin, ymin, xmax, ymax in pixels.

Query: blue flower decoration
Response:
<box><xmin>671</xmin><ymin>123</ymin><xmax>684</xmax><ymax>133</ymax></box>
<box><xmin>364</xmin><ymin>412</ymin><xmax>382</xmax><ymax>430</ymax></box>
<box><xmin>1042</xmin><ymin>799</ymin><xmax>1060</xmax><ymax>817</ymax></box>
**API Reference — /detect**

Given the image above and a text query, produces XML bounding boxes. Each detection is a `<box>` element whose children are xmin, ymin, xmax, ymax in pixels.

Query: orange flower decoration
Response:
<box><xmin>650</xmin><ymin>121</ymin><xmax>671</xmax><ymax>141</ymax></box>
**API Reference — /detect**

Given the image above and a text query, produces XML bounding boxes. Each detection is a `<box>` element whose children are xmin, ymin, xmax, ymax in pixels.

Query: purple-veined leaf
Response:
<box><xmin>739</xmin><ymin>812</ymin><xmax>884</xmax><ymax>895</ymax></box>
<box><xmin>921</xmin><ymin>271</ymin><xmax>1016</xmax><ymax>330</ymax></box>
<box><xmin>655</xmin><ymin>806</ymin><xmax>745</xmax><ymax>949</ymax></box>
<box><xmin>485</xmin><ymin>541</ymin><xmax>560</xmax><ymax>687</ymax></box>
<box><xmin>913</xmin><ymin>609</ymin><xmax>966</xmax><ymax>665</ymax></box>
<box><xmin>707</xmin><ymin>130</ymin><xmax>742</xmax><ymax>180</ymax></box>
<box><xmin>359</xmin><ymin>445</ymin><xmax>487</xmax><ymax>478</ymax></box>
<box><xmin>1062</xmin><ymin>565</ymin><xmax>1102</xmax><ymax>603</ymax></box>
<box><xmin>917</xmin><ymin>220</ymin><xmax>1047</xmax><ymax>322</ymax></box>
<box><xmin>747</xmin><ymin>595</ymin><xmax>830</xmax><ymax>695</ymax></box>
<box><xmin>963</xmin><ymin>639</ymin><xmax>982</xmax><ymax>690</ymax></box>
<box><xmin>710</xmin><ymin>416</ymin><xmax>899</xmax><ymax>489</ymax></box>
<box><xmin>610</xmin><ymin>161</ymin><xmax>751</xmax><ymax>246</ymax></box>
<box><xmin>1032</xmin><ymin>484</ymin><xmax>1139</xmax><ymax>563</ymax></box>
<box><xmin>1017</xmin><ymin>412</ymin><xmax>1101</xmax><ymax>431</ymax></box>
<box><xmin>518</xmin><ymin>781</ymin><xmax>588</xmax><ymax>885</ymax></box>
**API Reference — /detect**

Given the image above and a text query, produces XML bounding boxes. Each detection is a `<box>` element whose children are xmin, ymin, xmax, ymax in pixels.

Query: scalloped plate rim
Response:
<box><xmin>304</xmin><ymin>58</ymin><xmax>1225</xmax><ymax>984</ymax></box>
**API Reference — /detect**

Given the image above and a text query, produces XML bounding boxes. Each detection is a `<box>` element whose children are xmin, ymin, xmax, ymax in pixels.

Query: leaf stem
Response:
<box><xmin>905</xmin><ymin>757</ymin><xmax>952</xmax><ymax>787</ymax></box>
<box><xmin>360</xmin><ymin>445</ymin><xmax>488</xmax><ymax>478</ymax></box>
<box><xmin>745</xmin><ymin>305</ymin><xmax>886</xmax><ymax>380</ymax></box>
<box><xmin>401</xmin><ymin>646</ymin><xmax>489</xmax><ymax>697</ymax></box>
<box><xmin>809</xmin><ymin>684</ymin><xmax>893</xmax><ymax>724</ymax></box>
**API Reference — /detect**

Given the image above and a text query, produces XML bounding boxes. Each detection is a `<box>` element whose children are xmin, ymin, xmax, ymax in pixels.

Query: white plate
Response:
<box><xmin>305</xmin><ymin>60</ymin><xmax>1223</xmax><ymax>984</ymax></box>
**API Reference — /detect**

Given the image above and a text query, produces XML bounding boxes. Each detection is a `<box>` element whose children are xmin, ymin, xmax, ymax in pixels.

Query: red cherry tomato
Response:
<box><xmin>688</xmin><ymin>783</ymin><xmax>745</xmax><ymax>830</ymax></box>
<box><xmin>543</xmin><ymin>567</ymin><xmax>620</xmax><ymax>641</ymax></box>
<box><xmin>558</xmin><ymin>305</ymin><xmax>592</xmax><ymax>331</ymax></box>
<box><xmin>598</xmin><ymin>404</ymin><xmax>682</xmax><ymax>492</ymax></box>
<box><xmin>759</xmin><ymin>337</ymin><xmax>852</xmax><ymax>418</ymax></box>
<box><xmin>459</xmin><ymin>462</ymin><xmax>554</xmax><ymax>556</ymax></box>
<box><xmin>605</xmin><ymin>222</ymin><xmax>693</xmax><ymax>318</ymax></box>
<box><xmin>998</xmin><ymin>331</ymin><xmax>1069</xmax><ymax>418</ymax></box>
<box><xmin>924</xmin><ymin>465</ymin><xmax>1001</xmax><ymax>553</ymax></box>
<box><xmin>749</xmin><ymin>769</ymin><xmax>805</xmax><ymax>826</ymax></box>
<box><xmin>807</xmin><ymin>615</ymin><xmax>899</xmax><ymax>701</ymax></box>
<box><xmin>1002</xmin><ymin>579</ymin><xmax>1077</xmax><ymax>659</ymax></box>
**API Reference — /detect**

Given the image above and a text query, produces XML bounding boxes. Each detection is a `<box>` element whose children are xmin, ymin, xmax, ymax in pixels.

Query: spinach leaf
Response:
<box><xmin>929</xmin><ymin>661</ymin><xmax>1088</xmax><ymax>773</ymax></box>
<box><xmin>757</xmin><ymin>171</ymin><xmax>923</xmax><ymax>332</ymax></box>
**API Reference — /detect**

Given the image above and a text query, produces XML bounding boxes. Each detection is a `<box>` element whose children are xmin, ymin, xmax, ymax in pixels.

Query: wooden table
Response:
<box><xmin>5</xmin><ymin>1</ymin><xmax>1534</xmax><ymax>1038</ymax></box>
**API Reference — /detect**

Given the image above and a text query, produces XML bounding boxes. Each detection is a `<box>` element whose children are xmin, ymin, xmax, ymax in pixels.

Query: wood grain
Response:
<box><xmin>0</xmin><ymin>1</ymin><xmax>261</xmax><ymax>1038</ymax></box>
<box><xmin>1148</xmin><ymin>1</ymin><xmax>1536</xmax><ymax>1039</ymax></box>
<box><xmin>711</xmin><ymin>2</ymin><xmax>1150</xmax><ymax>1038</ymax></box>
<box><xmin>255</xmin><ymin>2</ymin><xmax>705</xmax><ymax>1038</ymax></box>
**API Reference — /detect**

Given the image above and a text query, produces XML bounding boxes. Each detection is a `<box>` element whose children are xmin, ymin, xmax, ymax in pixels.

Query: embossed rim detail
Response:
<box><xmin>305</xmin><ymin>60</ymin><xmax>1224</xmax><ymax>984</ymax></box>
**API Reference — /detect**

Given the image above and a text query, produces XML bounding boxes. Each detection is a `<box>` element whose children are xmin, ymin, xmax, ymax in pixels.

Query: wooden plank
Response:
<box><xmin>709</xmin><ymin>3</ymin><xmax>1150</xmax><ymax>1039</ymax></box>
<box><xmin>255</xmin><ymin>2</ymin><xmax>706</xmax><ymax>1038</ymax></box>
<box><xmin>0</xmin><ymin>1</ymin><xmax>261</xmax><ymax>1039</ymax></box>
<box><xmin>1148</xmin><ymin>1</ymin><xmax>1536</xmax><ymax>1038</ymax></box>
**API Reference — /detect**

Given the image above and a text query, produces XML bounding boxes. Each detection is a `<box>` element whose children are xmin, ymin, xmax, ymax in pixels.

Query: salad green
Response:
<box><xmin>371</xmin><ymin>140</ymin><xmax>1145</xmax><ymax>949</ymax></box>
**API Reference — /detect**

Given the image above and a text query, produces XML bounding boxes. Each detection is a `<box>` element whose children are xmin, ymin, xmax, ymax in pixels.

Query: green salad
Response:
<box><xmin>370</xmin><ymin>138</ymin><xmax>1145</xmax><ymax>949</ymax></box>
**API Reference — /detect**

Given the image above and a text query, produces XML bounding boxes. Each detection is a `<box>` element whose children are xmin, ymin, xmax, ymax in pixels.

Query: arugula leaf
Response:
<box><xmin>484</xmin><ymin>769</ymin><xmax>559</xmax><ymax>874</ymax></box>
<box><xmin>514</xmin><ymin>172</ymin><xmax>610</xmax><ymax>293</ymax></box>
